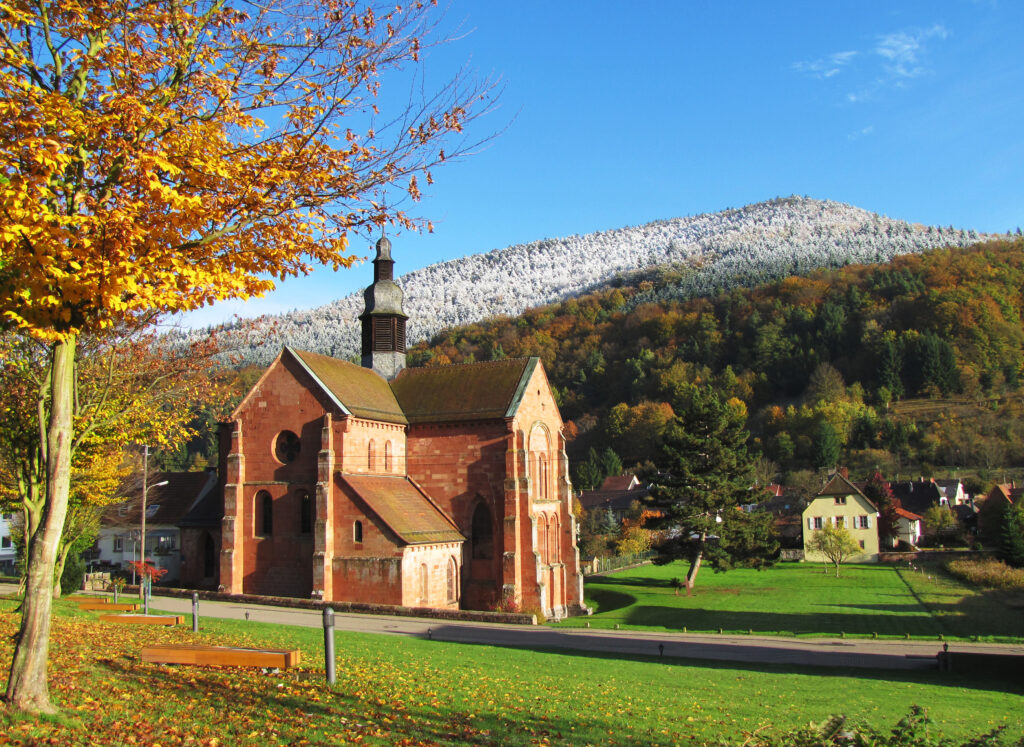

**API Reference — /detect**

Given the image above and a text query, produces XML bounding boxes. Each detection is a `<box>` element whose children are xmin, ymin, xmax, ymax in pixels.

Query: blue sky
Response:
<box><xmin>181</xmin><ymin>0</ymin><xmax>1024</xmax><ymax>328</ymax></box>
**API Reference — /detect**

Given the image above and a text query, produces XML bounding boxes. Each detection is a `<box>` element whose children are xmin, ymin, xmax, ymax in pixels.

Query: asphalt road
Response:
<box><xmin>7</xmin><ymin>584</ymin><xmax>1021</xmax><ymax>673</ymax></box>
<box><xmin>113</xmin><ymin>590</ymin><xmax>1024</xmax><ymax>672</ymax></box>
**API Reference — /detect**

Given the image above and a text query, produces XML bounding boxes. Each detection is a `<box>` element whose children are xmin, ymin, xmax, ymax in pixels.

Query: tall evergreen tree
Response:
<box><xmin>812</xmin><ymin>421</ymin><xmax>841</xmax><ymax>470</ymax></box>
<box><xmin>599</xmin><ymin>447</ymin><xmax>623</xmax><ymax>479</ymax></box>
<box><xmin>998</xmin><ymin>502</ymin><xmax>1024</xmax><ymax>569</ymax></box>
<box><xmin>647</xmin><ymin>385</ymin><xmax>777</xmax><ymax>594</ymax></box>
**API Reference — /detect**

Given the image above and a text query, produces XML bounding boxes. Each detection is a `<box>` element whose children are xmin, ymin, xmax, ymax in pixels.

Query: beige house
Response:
<box><xmin>802</xmin><ymin>473</ymin><xmax>880</xmax><ymax>563</ymax></box>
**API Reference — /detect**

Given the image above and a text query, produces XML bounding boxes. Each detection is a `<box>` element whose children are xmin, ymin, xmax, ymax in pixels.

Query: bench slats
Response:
<box><xmin>100</xmin><ymin>614</ymin><xmax>184</xmax><ymax>626</ymax></box>
<box><xmin>140</xmin><ymin>644</ymin><xmax>300</xmax><ymax>669</ymax></box>
<box><xmin>80</xmin><ymin>602</ymin><xmax>139</xmax><ymax>611</ymax></box>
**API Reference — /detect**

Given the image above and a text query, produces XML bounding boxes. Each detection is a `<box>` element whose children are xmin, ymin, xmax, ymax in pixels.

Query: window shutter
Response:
<box><xmin>807</xmin><ymin>517</ymin><xmax>813</xmax><ymax>530</ymax></box>
<box><xmin>866</xmin><ymin>515</ymin><xmax>872</xmax><ymax>528</ymax></box>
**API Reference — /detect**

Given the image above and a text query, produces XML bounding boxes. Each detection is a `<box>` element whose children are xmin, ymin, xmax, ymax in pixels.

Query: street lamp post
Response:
<box><xmin>139</xmin><ymin>444</ymin><xmax>169</xmax><ymax>600</ymax></box>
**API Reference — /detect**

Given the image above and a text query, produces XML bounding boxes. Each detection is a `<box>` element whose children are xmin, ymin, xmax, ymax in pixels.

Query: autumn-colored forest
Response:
<box><xmin>405</xmin><ymin>238</ymin><xmax>1024</xmax><ymax>486</ymax></box>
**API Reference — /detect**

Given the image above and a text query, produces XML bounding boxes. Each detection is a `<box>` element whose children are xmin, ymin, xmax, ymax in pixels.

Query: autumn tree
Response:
<box><xmin>646</xmin><ymin>386</ymin><xmax>777</xmax><ymax>594</ymax></box>
<box><xmin>807</xmin><ymin>523</ymin><xmax>860</xmax><ymax>577</ymax></box>
<box><xmin>0</xmin><ymin>0</ymin><xmax>488</xmax><ymax>713</ymax></box>
<box><xmin>861</xmin><ymin>471</ymin><xmax>898</xmax><ymax>549</ymax></box>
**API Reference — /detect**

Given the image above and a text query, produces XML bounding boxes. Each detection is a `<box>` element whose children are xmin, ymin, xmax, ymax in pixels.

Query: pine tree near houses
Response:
<box><xmin>646</xmin><ymin>386</ymin><xmax>778</xmax><ymax>594</ymax></box>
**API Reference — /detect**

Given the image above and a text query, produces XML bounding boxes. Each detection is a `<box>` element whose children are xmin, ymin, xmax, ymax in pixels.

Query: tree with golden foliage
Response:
<box><xmin>1</xmin><ymin>0</ymin><xmax>486</xmax><ymax>712</ymax></box>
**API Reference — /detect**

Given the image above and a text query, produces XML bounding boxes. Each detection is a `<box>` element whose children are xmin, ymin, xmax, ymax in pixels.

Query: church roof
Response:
<box><xmin>340</xmin><ymin>475</ymin><xmax>464</xmax><ymax>545</ymax></box>
<box><xmin>390</xmin><ymin>358</ymin><xmax>539</xmax><ymax>424</ymax></box>
<box><xmin>289</xmin><ymin>347</ymin><xmax>408</xmax><ymax>425</ymax></box>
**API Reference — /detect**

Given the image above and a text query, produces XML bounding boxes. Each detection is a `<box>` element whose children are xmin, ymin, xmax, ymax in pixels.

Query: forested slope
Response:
<box><xmin>195</xmin><ymin>197</ymin><xmax>984</xmax><ymax>366</ymax></box>
<box><xmin>409</xmin><ymin>239</ymin><xmax>1024</xmax><ymax>481</ymax></box>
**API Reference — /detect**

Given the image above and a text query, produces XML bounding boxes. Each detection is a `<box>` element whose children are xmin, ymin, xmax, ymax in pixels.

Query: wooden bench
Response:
<box><xmin>99</xmin><ymin>614</ymin><xmax>184</xmax><ymax>626</ymax></box>
<box><xmin>140</xmin><ymin>644</ymin><xmax>301</xmax><ymax>669</ymax></box>
<box><xmin>79</xmin><ymin>602</ymin><xmax>140</xmax><ymax>612</ymax></box>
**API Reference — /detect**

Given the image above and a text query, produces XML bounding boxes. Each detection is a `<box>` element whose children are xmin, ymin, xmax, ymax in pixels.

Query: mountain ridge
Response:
<box><xmin>200</xmin><ymin>196</ymin><xmax>986</xmax><ymax>365</ymax></box>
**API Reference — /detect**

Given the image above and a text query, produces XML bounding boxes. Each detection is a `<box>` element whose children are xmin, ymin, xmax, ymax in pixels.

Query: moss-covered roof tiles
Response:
<box><xmin>289</xmin><ymin>348</ymin><xmax>407</xmax><ymax>425</ymax></box>
<box><xmin>341</xmin><ymin>475</ymin><xmax>464</xmax><ymax>545</ymax></box>
<box><xmin>390</xmin><ymin>358</ymin><xmax>537</xmax><ymax>423</ymax></box>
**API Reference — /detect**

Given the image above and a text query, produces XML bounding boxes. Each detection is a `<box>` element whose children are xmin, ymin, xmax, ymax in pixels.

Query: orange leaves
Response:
<box><xmin>0</xmin><ymin>0</ymin><xmax>488</xmax><ymax>342</ymax></box>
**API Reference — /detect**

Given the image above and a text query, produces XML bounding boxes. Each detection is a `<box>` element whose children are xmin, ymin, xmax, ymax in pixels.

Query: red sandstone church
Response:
<box><xmin>206</xmin><ymin>238</ymin><xmax>586</xmax><ymax>618</ymax></box>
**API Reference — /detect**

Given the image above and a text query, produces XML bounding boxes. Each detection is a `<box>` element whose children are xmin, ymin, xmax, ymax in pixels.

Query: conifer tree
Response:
<box><xmin>647</xmin><ymin>385</ymin><xmax>777</xmax><ymax>594</ymax></box>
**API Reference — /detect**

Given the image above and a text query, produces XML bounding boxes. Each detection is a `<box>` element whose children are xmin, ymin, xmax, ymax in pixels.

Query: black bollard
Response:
<box><xmin>323</xmin><ymin>607</ymin><xmax>336</xmax><ymax>685</ymax></box>
<box><xmin>192</xmin><ymin>592</ymin><xmax>199</xmax><ymax>633</ymax></box>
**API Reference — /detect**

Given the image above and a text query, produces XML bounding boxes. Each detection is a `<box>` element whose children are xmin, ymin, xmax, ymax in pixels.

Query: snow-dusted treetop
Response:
<box><xmin>196</xmin><ymin>197</ymin><xmax>985</xmax><ymax>366</ymax></box>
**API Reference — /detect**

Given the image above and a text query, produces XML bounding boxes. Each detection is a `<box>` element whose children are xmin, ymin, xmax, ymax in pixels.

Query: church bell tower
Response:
<box><xmin>360</xmin><ymin>237</ymin><xmax>408</xmax><ymax>380</ymax></box>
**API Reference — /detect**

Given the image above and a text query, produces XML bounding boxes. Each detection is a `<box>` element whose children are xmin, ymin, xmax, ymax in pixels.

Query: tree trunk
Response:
<box><xmin>5</xmin><ymin>336</ymin><xmax>76</xmax><ymax>714</ymax></box>
<box><xmin>52</xmin><ymin>542</ymin><xmax>73</xmax><ymax>599</ymax></box>
<box><xmin>685</xmin><ymin>542</ymin><xmax>705</xmax><ymax>596</ymax></box>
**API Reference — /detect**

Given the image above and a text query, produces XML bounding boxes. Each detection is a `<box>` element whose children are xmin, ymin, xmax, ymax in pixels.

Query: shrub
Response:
<box><xmin>60</xmin><ymin>554</ymin><xmax>87</xmax><ymax>595</ymax></box>
<box><xmin>945</xmin><ymin>558</ymin><xmax>1024</xmax><ymax>590</ymax></box>
<box><xmin>740</xmin><ymin>706</ymin><xmax>1012</xmax><ymax>746</ymax></box>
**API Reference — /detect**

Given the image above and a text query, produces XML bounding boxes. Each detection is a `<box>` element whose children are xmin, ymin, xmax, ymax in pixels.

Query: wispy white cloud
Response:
<box><xmin>874</xmin><ymin>24</ymin><xmax>949</xmax><ymax>80</ymax></box>
<box><xmin>793</xmin><ymin>23</ymin><xmax>950</xmax><ymax>103</ymax></box>
<box><xmin>792</xmin><ymin>50</ymin><xmax>858</xmax><ymax>79</ymax></box>
<box><xmin>848</xmin><ymin>125</ymin><xmax>875</xmax><ymax>140</ymax></box>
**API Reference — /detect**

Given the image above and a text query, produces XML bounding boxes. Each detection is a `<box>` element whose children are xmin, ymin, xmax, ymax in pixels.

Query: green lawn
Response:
<box><xmin>2</xmin><ymin>595</ymin><xmax>1023</xmax><ymax>745</ymax></box>
<box><xmin>555</xmin><ymin>561</ymin><xmax>1024</xmax><ymax>641</ymax></box>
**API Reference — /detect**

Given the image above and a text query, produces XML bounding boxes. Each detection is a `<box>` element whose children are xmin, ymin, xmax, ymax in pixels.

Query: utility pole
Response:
<box><xmin>139</xmin><ymin>445</ymin><xmax>168</xmax><ymax>600</ymax></box>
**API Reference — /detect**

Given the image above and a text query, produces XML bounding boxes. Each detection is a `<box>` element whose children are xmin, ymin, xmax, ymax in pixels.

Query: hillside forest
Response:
<box><xmin>405</xmin><ymin>238</ymin><xmax>1024</xmax><ymax>489</ymax></box>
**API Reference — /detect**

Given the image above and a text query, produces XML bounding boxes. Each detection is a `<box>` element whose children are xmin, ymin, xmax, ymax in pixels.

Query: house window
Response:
<box><xmin>367</xmin><ymin>440</ymin><xmax>376</xmax><ymax>471</ymax></box>
<box><xmin>384</xmin><ymin>441</ymin><xmax>393</xmax><ymax>472</ymax></box>
<box><xmin>856</xmin><ymin>515</ymin><xmax>871</xmax><ymax>529</ymax></box>
<box><xmin>299</xmin><ymin>492</ymin><xmax>313</xmax><ymax>534</ymax></box>
<box><xmin>353</xmin><ymin>520</ymin><xmax>363</xmax><ymax>544</ymax></box>
<box><xmin>812</xmin><ymin>516</ymin><xmax>824</xmax><ymax>530</ymax></box>
<box><xmin>156</xmin><ymin>536</ymin><xmax>176</xmax><ymax>552</ymax></box>
<box><xmin>113</xmin><ymin>536</ymin><xmax>124</xmax><ymax>553</ymax></box>
<box><xmin>834</xmin><ymin>496</ymin><xmax>847</xmax><ymax>505</ymax></box>
<box><xmin>858</xmin><ymin>540</ymin><xmax>865</xmax><ymax>550</ymax></box>
<box><xmin>256</xmin><ymin>491</ymin><xmax>273</xmax><ymax>536</ymax></box>
<box><xmin>1</xmin><ymin>535</ymin><xmax>11</xmax><ymax>549</ymax></box>
<box><xmin>275</xmin><ymin>430</ymin><xmax>301</xmax><ymax>464</ymax></box>
<box><xmin>835</xmin><ymin>516</ymin><xmax>845</xmax><ymax>529</ymax></box>
<box><xmin>537</xmin><ymin>518</ymin><xmax>548</xmax><ymax>565</ymax></box>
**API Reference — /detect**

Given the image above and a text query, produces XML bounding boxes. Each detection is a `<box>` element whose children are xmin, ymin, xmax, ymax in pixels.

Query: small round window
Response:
<box><xmin>275</xmin><ymin>431</ymin><xmax>301</xmax><ymax>463</ymax></box>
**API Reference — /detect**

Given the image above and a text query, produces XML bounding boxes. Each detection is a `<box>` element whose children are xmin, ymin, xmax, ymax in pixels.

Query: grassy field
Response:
<box><xmin>1</xmin><ymin>596</ymin><xmax>1023</xmax><ymax>745</ymax></box>
<box><xmin>556</xmin><ymin>561</ymin><xmax>1024</xmax><ymax>642</ymax></box>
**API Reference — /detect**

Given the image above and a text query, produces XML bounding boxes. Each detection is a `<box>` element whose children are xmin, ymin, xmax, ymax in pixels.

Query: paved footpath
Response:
<box><xmin>8</xmin><ymin>584</ymin><xmax>1020</xmax><ymax>672</ymax></box>
<box><xmin>87</xmin><ymin>589</ymin><xmax>1024</xmax><ymax>672</ymax></box>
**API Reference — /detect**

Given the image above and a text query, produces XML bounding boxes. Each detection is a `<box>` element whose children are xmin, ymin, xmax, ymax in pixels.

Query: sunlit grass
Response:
<box><xmin>556</xmin><ymin>561</ymin><xmax>1024</xmax><ymax>642</ymax></box>
<box><xmin>0</xmin><ymin>594</ymin><xmax>1022</xmax><ymax>745</ymax></box>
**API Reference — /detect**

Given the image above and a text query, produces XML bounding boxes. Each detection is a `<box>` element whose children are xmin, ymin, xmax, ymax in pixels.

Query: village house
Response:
<box><xmin>893</xmin><ymin>506</ymin><xmax>924</xmax><ymax>548</ymax></box>
<box><xmin>802</xmin><ymin>472</ymin><xmax>880</xmax><ymax>563</ymax></box>
<box><xmin>577</xmin><ymin>474</ymin><xmax>650</xmax><ymax>526</ymax></box>
<box><xmin>96</xmin><ymin>471</ymin><xmax>219</xmax><ymax>584</ymax></box>
<box><xmin>214</xmin><ymin>238</ymin><xmax>587</xmax><ymax>618</ymax></box>
<box><xmin>0</xmin><ymin>511</ymin><xmax>16</xmax><ymax>575</ymax></box>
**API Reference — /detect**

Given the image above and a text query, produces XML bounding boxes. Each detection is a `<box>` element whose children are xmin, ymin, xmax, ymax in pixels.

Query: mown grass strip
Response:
<box><xmin>560</xmin><ymin>561</ymin><xmax>1023</xmax><ymax>642</ymax></box>
<box><xmin>1</xmin><ymin>595</ymin><xmax>1022</xmax><ymax>745</ymax></box>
